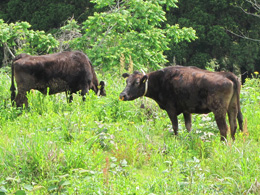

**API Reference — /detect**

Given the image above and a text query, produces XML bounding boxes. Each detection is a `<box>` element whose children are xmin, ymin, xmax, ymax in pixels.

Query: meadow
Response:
<box><xmin>0</xmin><ymin>68</ymin><xmax>259</xmax><ymax>194</ymax></box>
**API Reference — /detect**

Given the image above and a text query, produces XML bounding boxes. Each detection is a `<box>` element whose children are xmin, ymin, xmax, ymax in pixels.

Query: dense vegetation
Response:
<box><xmin>1</xmin><ymin>0</ymin><xmax>260</xmax><ymax>76</ymax></box>
<box><xmin>166</xmin><ymin>0</ymin><xmax>260</xmax><ymax>77</ymax></box>
<box><xmin>0</xmin><ymin>0</ymin><xmax>260</xmax><ymax>194</ymax></box>
<box><xmin>0</xmin><ymin>0</ymin><xmax>196</xmax><ymax>71</ymax></box>
<box><xmin>0</xmin><ymin>69</ymin><xmax>259</xmax><ymax>194</ymax></box>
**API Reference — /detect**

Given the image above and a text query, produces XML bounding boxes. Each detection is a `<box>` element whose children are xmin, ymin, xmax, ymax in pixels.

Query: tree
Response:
<box><xmin>1</xmin><ymin>0</ymin><xmax>95</xmax><ymax>32</ymax></box>
<box><xmin>228</xmin><ymin>0</ymin><xmax>260</xmax><ymax>81</ymax></box>
<box><xmin>61</xmin><ymin>0</ymin><xmax>197</xmax><ymax>71</ymax></box>
<box><xmin>165</xmin><ymin>0</ymin><xmax>260</xmax><ymax>79</ymax></box>
<box><xmin>228</xmin><ymin>0</ymin><xmax>260</xmax><ymax>42</ymax></box>
<box><xmin>0</xmin><ymin>19</ymin><xmax>59</xmax><ymax>66</ymax></box>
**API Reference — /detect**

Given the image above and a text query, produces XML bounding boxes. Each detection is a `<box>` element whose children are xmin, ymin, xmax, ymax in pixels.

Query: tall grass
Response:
<box><xmin>0</xmin><ymin>70</ymin><xmax>259</xmax><ymax>194</ymax></box>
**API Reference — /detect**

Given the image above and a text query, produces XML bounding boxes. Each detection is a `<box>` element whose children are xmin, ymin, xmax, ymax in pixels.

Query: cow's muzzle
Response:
<box><xmin>119</xmin><ymin>92</ymin><xmax>127</xmax><ymax>101</ymax></box>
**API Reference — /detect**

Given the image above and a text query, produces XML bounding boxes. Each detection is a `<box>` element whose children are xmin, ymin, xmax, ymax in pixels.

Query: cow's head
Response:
<box><xmin>97</xmin><ymin>81</ymin><xmax>106</xmax><ymax>96</ymax></box>
<box><xmin>119</xmin><ymin>71</ymin><xmax>148</xmax><ymax>101</ymax></box>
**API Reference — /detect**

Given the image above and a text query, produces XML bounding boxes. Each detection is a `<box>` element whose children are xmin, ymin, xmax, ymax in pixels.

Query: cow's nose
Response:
<box><xmin>119</xmin><ymin>93</ymin><xmax>126</xmax><ymax>101</ymax></box>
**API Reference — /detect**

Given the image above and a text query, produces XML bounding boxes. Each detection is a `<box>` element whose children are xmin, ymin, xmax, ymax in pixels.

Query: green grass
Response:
<box><xmin>0</xmin><ymin>69</ymin><xmax>260</xmax><ymax>194</ymax></box>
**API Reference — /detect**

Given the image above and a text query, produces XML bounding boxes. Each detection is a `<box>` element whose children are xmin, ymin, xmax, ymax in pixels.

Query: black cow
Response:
<box><xmin>10</xmin><ymin>51</ymin><xmax>106</xmax><ymax>107</ymax></box>
<box><xmin>119</xmin><ymin>66</ymin><xmax>243</xmax><ymax>141</ymax></box>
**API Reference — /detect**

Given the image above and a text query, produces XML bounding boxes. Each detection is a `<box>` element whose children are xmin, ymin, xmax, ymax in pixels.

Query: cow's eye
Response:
<box><xmin>135</xmin><ymin>81</ymin><xmax>140</xmax><ymax>85</ymax></box>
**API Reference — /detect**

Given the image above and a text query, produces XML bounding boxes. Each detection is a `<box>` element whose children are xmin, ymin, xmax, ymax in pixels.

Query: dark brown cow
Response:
<box><xmin>119</xmin><ymin>66</ymin><xmax>243</xmax><ymax>141</ymax></box>
<box><xmin>10</xmin><ymin>51</ymin><xmax>106</xmax><ymax>107</ymax></box>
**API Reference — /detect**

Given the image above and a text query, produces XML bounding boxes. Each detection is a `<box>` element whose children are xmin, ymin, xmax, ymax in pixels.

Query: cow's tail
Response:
<box><xmin>228</xmin><ymin>73</ymin><xmax>244</xmax><ymax>131</ymax></box>
<box><xmin>10</xmin><ymin>59</ymin><xmax>16</xmax><ymax>103</ymax></box>
<box><xmin>10</xmin><ymin>54</ymin><xmax>25</xmax><ymax>103</ymax></box>
<box><xmin>236</xmin><ymin>80</ymin><xmax>244</xmax><ymax>132</ymax></box>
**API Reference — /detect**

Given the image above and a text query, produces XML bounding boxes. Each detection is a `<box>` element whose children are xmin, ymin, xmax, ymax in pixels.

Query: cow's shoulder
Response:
<box><xmin>161</xmin><ymin>66</ymin><xmax>198</xmax><ymax>80</ymax></box>
<box><xmin>13</xmin><ymin>53</ymin><xmax>30</xmax><ymax>63</ymax></box>
<box><xmin>161</xmin><ymin>66</ymin><xmax>234</xmax><ymax>88</ymax></box>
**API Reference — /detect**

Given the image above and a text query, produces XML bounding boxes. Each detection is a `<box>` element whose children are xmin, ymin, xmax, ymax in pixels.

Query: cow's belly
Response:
<box><xmin>181</xmin><ymin>102</ymin><xmax>211</xmax><ymax>114</ymax></box>
<box><xmin>35</xmin><ymin>79</ymin><xmax>69</xmax><ymax>95</ymax></box>
<box><xmin>183</xmin><ymin>107</ymin><xmax>211</xmax><ymax>114</ymax></box>
<box><xmin>193</xmin><ymin>108</ymin><xmax>211</xmax><ymax>114</ymax></box>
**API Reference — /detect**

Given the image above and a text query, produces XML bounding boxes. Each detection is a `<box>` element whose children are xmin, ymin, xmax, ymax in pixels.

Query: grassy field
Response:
<box><xmin>0</xmin><ymin>68</ymin><xmax>259</xmax><ymax>194</ymax></box>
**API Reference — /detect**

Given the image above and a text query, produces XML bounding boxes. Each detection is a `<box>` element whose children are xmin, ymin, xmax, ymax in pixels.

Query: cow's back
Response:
<box><xmin>13</xmin><ymin>51</ymin><xmax>94</xmax><ymax>94</ymax></box>
<box><xmin>159</xmin><ymin>66</ymin><xmax>234</xmax><ymax>114</ymax></box>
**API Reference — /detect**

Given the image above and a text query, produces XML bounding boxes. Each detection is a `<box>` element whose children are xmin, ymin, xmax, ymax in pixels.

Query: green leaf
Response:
<box><xmin>120</xmin><ymin>159</ymin><xmax>128</xmax><ymax>167</ymax></box>
<box><xmin>14</xmin><ymin>190</ymin><xmax>26</xmax><ymax>195</ymax></box>
<box><xmin>59</xmin><ymin>180</ymin><xmax>70</xmax><ymax>187</ymax></box>
<box><xmin>48</xmin><ymin>185</ymin><xmax>58</xmax><ymax>192</ymax></box>
<box><xmin>23</xmin><ymin>184</ymin><xmax>33</xmax><ymax>191</ymax></box>
<box><xmin>0</xmin><ymin>186</ymin><xmax>7</xmax><ymax>193</ymax></box>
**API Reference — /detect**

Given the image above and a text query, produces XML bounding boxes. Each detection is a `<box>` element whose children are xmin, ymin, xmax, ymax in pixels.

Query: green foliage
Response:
<box><xmin>1</xmin><ymin>0</ymin><xmax>95</xmax><ymax>31</ymax></box>
<box><xmin>62</xmin><ymin>0</ymin><xmax>197</xmax><ymax>71</ymax></box>
<box><xmin>165</xmin><ymin>0</ymin><xmax>260</xmax><ymax>74</ymax></box>
<box><xmin>240</xmin><ymin>72</ymin><xmax>260</xmax><ymax>139</ymax></box>
<box><xmin>0</xmin><ymin>19</ymin><xmax>59</xmax><ymax>59</ymax></box>
<box><xmin>1</xmin><ymin>0</ymin><xmax>259</xmax><ymax>74</ymax></box>
<box><xmin>0</xmin><ymin>69</ymin><xmax>260</xmax><ymax>194</ymax></box>
<box><xmin>229</xmin><ymin>39</ymin><xmax>259</xmax><ymax>72</ymax></box>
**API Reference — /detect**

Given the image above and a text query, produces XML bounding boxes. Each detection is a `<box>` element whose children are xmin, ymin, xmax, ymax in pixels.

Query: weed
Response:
<box><xmin>0</xmin><ymin>71</ymin><xmax>259</xmax><ymax>194</ymax></box>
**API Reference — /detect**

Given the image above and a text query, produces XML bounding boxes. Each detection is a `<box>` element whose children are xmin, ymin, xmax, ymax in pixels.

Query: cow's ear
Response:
<box><xmin>122</xmin><ymin>73</ymin><xmax>130</xmax><ymax>78</ymax></box>
<box><xmin>141</xmin><ymin>75</ymin><xmax>148</xmax><ymax>83</ymax></box>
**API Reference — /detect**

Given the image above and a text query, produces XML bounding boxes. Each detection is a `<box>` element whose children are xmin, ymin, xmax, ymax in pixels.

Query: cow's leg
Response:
<box><xmin>237</xmin><ymin>110</ymin><xmax>243</xmax><ymax>132</ymax></box>
<box><xmin>66</xmin><ymin>91</ymin><xmax>73</xmax><ymax>103</ymax></box>
<box><xmin>81</xmin><ymin>85</ymin><xmax>90</xmax><ymax>101</ymax></box>
<box><xmin>183</xmin><ymin>113</ymin><xmax>192</xmax><ymax>132</ymax></box>
<box><xmin>214</xmin><ymin>111</ymin><xmax>228</xmax><ymax>141</ymax></box>
<box><xmin>15</xmin><ymin>91</ymin><xmax>28</xmax><ymax>107</ymax></box>
<box><xmin>69</xmin><ymin>94</ymin><xmax>73</xmax><ymax>103</ymax></box>
<box><xmin>166</xmin><ymin>110</ymin><xmax>178</xmax><ymax>135</ymax></box>
<box><xmin>14</xmin><ymin>72</ymin><xmax>35</xmax><ymax>107</ymax></box>
<box><xmin>228</xmin><ymin>100</ymin><xmax>238</xmax><ymax>140</ymax></box>
<box><xmin>68</xmin><ymin>93</ymin><xmax>73</xmax><ymax>103</ymax></box>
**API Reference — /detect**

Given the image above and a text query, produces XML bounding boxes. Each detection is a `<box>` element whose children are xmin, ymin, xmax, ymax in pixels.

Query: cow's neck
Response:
<box><xmin>144</xmin><ymin>71</ymin><xmax>162</xmax><ymax>100</ymax></box>
<box><xmin>91</xmin><ymin>81</ymin><xmax>99</xmax><ymax>94</ymax></box>
<box><xmin>144</xmin><ymin>71</ymin><xmax>166</xmax><ymax>109</ymax></box>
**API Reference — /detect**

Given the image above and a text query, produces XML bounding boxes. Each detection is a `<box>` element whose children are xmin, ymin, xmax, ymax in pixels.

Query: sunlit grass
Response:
<box><xmin>0</xmin><ymin>70</ymin><xmax>259</xmax><ymax>194</ymax></box>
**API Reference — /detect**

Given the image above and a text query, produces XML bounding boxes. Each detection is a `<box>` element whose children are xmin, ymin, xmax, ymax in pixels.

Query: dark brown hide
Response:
<box><xmin>120</xmin><ymin>66</ymin><xmax>243</xmax><ymax>141</ymax></box>
<box><xmin>11</xmin><ymin>51</ymin><xmax>106</xmax><ymax>107</ymax></box>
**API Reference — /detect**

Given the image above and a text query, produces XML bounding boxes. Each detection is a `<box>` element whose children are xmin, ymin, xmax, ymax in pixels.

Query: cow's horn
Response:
<box><xmin>141</xmin><ymin>69</ymin><xmax>146</xmax><ymax>75</ymax></box>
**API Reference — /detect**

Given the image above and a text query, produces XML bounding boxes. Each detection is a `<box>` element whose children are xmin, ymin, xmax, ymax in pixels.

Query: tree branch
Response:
<box><xmin>230</xmin><ymin>0</ymin><xmax>260</xmax><ymax>42</ymax></box>
<box><xmin>226</xmin><ymin>29</ymin><xmax>260</xmax><ymax>42</ymax></box>
<box><xmin>97</xmin><ymin>22</ymin><xmax>118</xmax><ymax>48</ymax></box>
<box><xmin>238</xmin><ymin>6</ymin><xmax>260</xmax><ymax>18</ymax></box>
<box><xmin>236</xmin><ymin>0</ymin><xmax>260</xmax><ymax>18</ymax></box>
<box><xmin>4</xmin><ymin>43</ymin><xmax>16</xmax><ymax>58</ymax></box>
<box><xmin>247</xmin><ymin>0</ymin><xmax>260</xmax><ymax>11</ymax></box>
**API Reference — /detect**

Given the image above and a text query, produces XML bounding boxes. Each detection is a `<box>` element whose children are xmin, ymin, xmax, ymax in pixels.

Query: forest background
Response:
<box><xmin>0</xmin><ymin>0</ymin><xmax>260</xmax><ymax>81</ymax></box>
